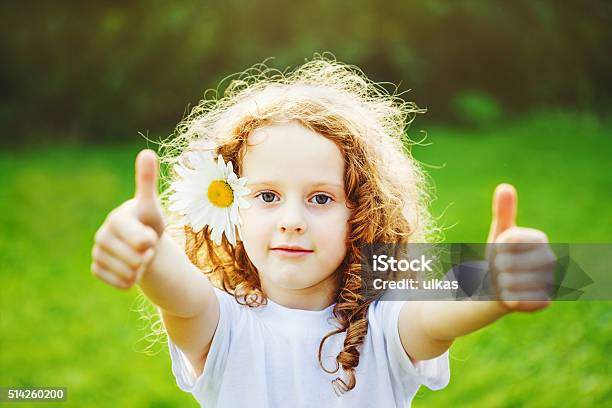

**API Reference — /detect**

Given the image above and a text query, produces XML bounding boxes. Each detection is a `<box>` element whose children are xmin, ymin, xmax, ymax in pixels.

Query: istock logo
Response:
<box><xmin>372</xmin><ymin>254</ymin><xmax>433</xmax><ymax>272</ymax></box>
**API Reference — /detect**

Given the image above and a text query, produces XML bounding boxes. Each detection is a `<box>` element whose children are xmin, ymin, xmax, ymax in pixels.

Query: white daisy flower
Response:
<box><xmin>168</xmin><ymin>151</ymin><xmax>251</xmax><ymax>245</ymax></box>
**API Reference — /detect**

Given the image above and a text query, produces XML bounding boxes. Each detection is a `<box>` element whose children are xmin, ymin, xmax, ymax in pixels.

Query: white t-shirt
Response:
<box><xmin>167</xmin><ymin>287</ymin><xmax>450</xmax><ymax>407</ymax></box>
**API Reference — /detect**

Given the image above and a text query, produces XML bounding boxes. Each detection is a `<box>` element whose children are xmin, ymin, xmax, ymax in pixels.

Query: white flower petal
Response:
<box><xmin>171</xmin><ymin>181</ymin><xmax>198</xmax><ymax>193</ymax></box>
<box><xmin>216</xmin><ymin>154</ymin><xmax>226</xmax><ymax>177</ymax></box>
<box><xmin>228</xmin><ymin>172</ymin><xmax>238</xmax><ymax>184</ymax></box>
<box><xmin>223</xmin><ymin>210</ymin><xmax>233</xmax><ymax>238</ymax></box>
<box><xmin>232</xmin><ymin>185</ymin><xmax>250</xmax><ymax>196</ymax></box>
<box><xmin>208</xmin><ymin>208</ymin><xmax>222</xmax><ymax>233</ymax></box>
<box><xmin>186</xmin><ymin>152</ymin><xmax>198</xmax><ymax>167</ymax></box>
<box><xmin>225</xmin><ymin>218</ymin><xmax>236</xmax><ymax>245</ymax></box>
<box><xmin>168</xmin><ymin>200</ymin><xmax>187</xmax><ymax>212</ymax></box>
<box><xmin>211</xmin><ymin>225</ymin><xmax>223</xmax><ymax>245</ymax></box>
<box><xmin>237</xmin><ymin>197</ymin><xmax>251</xmax><ymax>209</ymax></box>
<box><xmin>186</xmin><ymin>197</ymin><xmax>207</xmax><ymax>213</ymax></box>
<box><xmin>226</xmin><ymin>160</ymin><xmax>234</xmax><ymax>177</ymax></box>
<box><xmin>191</xmin><ymin>204</ymin><xmax>214</xmax><ymax>232</ymax></box>
<box><xmin>229</xmin><ymin>205</ymin><xmax>239</xmax><ymax>226</ymax></box>
<box><xmin>190</xmin><ymin>215</ymin><xmax>207</xmax><ymax>233</ymax></box>
<box><xmin>170</xmin><ymin>189</ymin><xmax>198</xmax><ymax>202</ymax></box>
<box><xmin>173</xmin><ymin>164</ymin><xmax>194</xmax><ymax>180</ymax></box>
<box><xmin>189</xmin><ymin>151</ymin><xmax>211</xmax><ymax>168</ymax></box>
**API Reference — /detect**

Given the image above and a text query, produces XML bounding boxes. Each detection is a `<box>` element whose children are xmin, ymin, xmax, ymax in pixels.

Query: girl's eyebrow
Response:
<box><xmin>247</xmin><ymin>180</ymin><xmax>343</xmax><ymax>189</ymax></box>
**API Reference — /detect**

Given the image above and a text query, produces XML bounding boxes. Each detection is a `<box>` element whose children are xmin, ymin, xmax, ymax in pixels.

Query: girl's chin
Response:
<box><xmin>262</xmin><ymin>268</ymin><xmax>318</xmax><ymax>290</ymax></box>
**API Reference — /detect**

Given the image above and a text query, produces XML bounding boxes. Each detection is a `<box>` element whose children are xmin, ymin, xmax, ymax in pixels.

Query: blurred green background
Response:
<box><xmin>1</xmin><ymin>1</ymin><xmax>611</xmax><ymax>407</ymax></box>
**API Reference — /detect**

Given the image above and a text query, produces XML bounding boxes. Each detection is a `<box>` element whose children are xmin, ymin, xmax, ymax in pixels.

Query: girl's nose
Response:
<box><xmin>279</xmin><ymin>221</ymin><xmax>306</xmax><ymax>234</ymax></box>
<box><xmin>277</xmin><ymin>201</ymin><xmax>307</xmax><ymax>234</ymax></box>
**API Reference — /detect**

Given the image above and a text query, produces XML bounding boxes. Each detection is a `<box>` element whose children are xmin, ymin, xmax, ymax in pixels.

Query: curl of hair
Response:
<box><xmin>156</xmin><ymin>53</ymin><xmax>440</xmax><ymax>394</ymax></box>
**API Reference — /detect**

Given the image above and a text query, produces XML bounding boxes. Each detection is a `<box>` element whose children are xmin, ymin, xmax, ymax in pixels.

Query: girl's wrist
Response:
<box><xmin>491</xmin><ymin>300</ymin><xmax>514</xmax><ymax>317</ymax></box>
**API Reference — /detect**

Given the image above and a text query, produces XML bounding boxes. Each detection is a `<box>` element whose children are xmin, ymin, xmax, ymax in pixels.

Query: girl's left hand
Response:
<box><xmin>486</xmin><ymin>184</ymin><xmax>556</xmax><ymax>312</ymax></box>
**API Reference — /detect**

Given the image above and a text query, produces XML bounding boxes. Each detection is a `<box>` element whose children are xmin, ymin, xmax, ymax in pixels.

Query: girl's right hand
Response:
<box><xmin>91</xmin><ymin>149</ymin><xmax>166</xmax><ymax>290</ymax></box>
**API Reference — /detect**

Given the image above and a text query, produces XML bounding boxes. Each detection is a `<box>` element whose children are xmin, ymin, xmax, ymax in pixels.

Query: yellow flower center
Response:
<box><xmin>207</xmin><ymin>180</ymin><xmax>234</xmax><ymax>208</ymax></box>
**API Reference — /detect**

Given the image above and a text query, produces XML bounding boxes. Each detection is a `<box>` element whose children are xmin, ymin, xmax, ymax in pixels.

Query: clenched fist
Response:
<box><xmin>487</xmin><ymin>184</ymin><xmax>555</xmax><ymax>312</ymax></box>
<box><xmin>91</xmin><ymin>149</ymin><xmax>166</xmax><ymax>290</ymax></box>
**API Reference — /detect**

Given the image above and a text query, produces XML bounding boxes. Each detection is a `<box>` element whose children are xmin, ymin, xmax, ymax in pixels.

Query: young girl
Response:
<box><xmin>91</xmin><ymin>57</ymin><xmax>555</xmax><ymax>407</ymax></box>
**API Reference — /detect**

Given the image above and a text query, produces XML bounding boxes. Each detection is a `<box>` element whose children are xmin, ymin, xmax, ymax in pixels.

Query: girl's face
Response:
<box><xmin>239</xmin><ymin>120</ymin><xmax>351</xmax><ymax>306</ymax></box>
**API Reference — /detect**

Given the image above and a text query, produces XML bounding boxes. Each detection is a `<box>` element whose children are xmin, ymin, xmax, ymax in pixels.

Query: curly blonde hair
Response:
<box><xmin>156</xmin><ymin>54</ymin><xmax>440</xmax><ymax>394</ymax></box>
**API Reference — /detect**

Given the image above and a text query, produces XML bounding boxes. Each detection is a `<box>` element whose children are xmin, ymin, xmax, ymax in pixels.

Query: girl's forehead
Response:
<box><xmin>242</xmin><ymin>121</ymin><xmax>345</xmax><ymax>186</ymax></box>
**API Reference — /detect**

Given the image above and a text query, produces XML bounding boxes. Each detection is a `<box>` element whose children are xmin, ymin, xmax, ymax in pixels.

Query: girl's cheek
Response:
<box><xmin>318</xmin><ymin>208</ymin><xmax>350</xmax><ymax>231</ymax></box>
<box><xmin>241</xmin><ymin>209</ymin><xmax>271</xmax><ymax>237</ymax></box>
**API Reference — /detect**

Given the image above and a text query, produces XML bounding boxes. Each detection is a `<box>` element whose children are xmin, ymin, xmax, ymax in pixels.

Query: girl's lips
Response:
<box><xmin>270</xmin><ymin>248</ymin><xmax>314</xmax><ymax>258</ymax></box>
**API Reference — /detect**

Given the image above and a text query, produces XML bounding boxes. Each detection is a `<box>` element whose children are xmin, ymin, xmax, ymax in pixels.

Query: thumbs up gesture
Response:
<box><xmin>486</xmin><ymin>184</ymin><xmax>555</xmax><ymax>312</ymax></box>
<box><xmin>91</xmin><ymin>150</ymin><xmax>166</xmax><ymax>290</ymax></box>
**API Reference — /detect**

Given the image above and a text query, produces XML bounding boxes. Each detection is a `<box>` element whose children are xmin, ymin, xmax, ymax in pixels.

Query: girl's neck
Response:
<box><xmin>261</xmin><ymin>273</ymin><xmax>338</xmax><ymax>311</ymax></box>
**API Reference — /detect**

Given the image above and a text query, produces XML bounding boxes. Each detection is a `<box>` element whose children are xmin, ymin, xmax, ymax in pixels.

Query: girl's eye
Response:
<box><xmin>310</xmin><ymin>194</ymin><xmax>332</xmax><ymax>205</ymax></box>
<box><xmin>255</xmin><ymin>191</ymin><xmax>332</xmax><ymax>205</ymax></box>
<box><xmin>256</xmin><ymin>191</ymin><xmax>278</xmax><ymax>203</ymax></box>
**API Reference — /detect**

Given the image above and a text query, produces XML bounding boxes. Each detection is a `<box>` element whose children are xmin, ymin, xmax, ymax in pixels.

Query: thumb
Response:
<box><xmin>134</xmin><ymin>149</ymin><xmax>164</xmax><ymax>235</ymax></box>
<box><xmin>487</xmin><ymin>183</ymin><xmax>517</xmax><ymax>243</ymax></box>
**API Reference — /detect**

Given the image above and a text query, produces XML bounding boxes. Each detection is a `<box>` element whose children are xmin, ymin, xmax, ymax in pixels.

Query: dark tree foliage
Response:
<box><xmin>1</xmin><ymin>0</ymin><xmax>610</xmax><ymax>145</ymax></box>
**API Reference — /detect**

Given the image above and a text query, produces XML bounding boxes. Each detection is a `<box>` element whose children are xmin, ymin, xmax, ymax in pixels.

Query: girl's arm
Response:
<box><xmin>139</xmin><ymin>228</ymin><xmax>220</xmax><ymax>377</ymax></box>
<box><xmin>92</xmin><ymin>149</ymin><xmax>219</xmax><ymax>374</ymax></box>
<box><xmin>128</xmin><ymin>149</ymin><xmax>220</xmax><ymax>375</ymax></box>
<box><xmin>397</xmin><ymin>184</ymin><xmax>554</xmax><ymax>362</ymax></box>
<box><xmin>398</xmin><ymin>236</ymin><xmax>552</xmax><ymax>362</ymax></box>
<box><xmin>398</xmin><ymin>300</ymin><xmax>507</xmax><ymax>361</ymax></box>
<box><xmin>138</xmin><ymin>230</ymin><xmax>216</xmax><ymax>319</ymax></box>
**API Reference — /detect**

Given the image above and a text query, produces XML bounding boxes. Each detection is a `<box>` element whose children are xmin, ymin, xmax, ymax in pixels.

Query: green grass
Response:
<box><xmin>1</xmin><ymin>111</ymin><xmax>610</xmax><ymax>407</ymax></box>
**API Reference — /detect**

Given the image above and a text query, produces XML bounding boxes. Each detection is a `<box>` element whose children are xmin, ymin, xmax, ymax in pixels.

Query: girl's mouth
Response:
<box><xmin>270</xmin><ymin>246</ymin><xmax>314</xmax><ymax>258</ymax></box>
